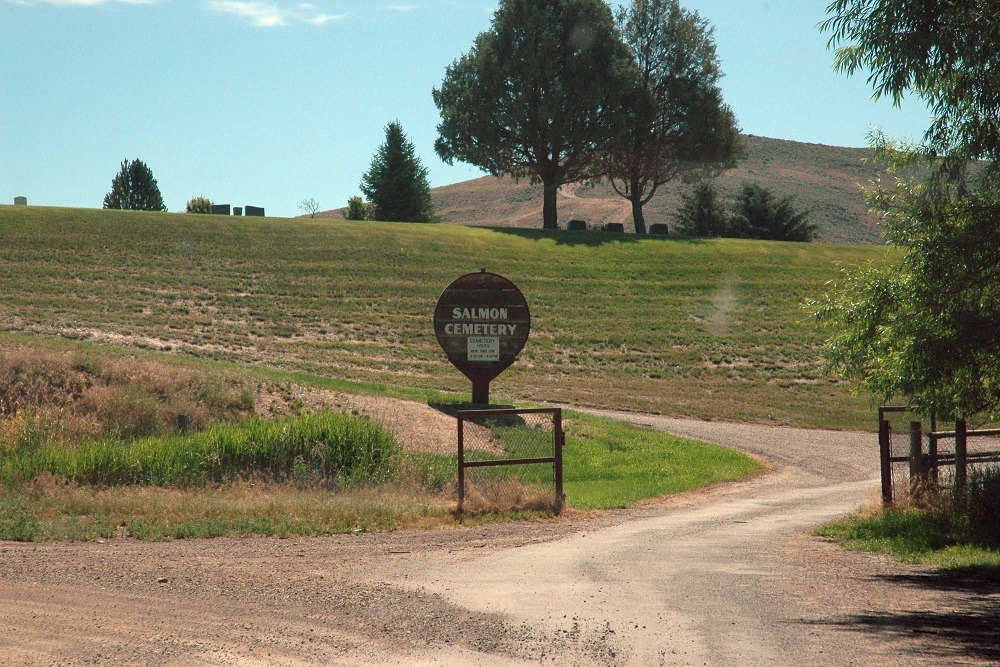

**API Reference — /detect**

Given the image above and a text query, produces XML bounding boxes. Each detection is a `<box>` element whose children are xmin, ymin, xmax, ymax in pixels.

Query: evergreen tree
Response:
<box><xmin>103</xmin><ymin>159</ymin><xmax>167</xmax><ymax>211</ymax></box>
<box><xmin>360</xmin><ymin>121</ymin><xmax>434</xmax><ymax>222</ymax></box>
<box><xmin>673</xmin><ymin>181</ymin><xmax>728</xmax><ymax>236</ymax></box>
<box><xmin>728</xmin><ymin>183</ymin><xmax>815</xmax><ymax>242</ymax></box>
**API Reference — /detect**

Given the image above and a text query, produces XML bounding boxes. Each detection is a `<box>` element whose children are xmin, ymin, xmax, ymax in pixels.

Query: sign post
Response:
<box><xmin>433</xmin><ymin>270</ymin><xmax>530</xmax><ymax>404</ymax></box>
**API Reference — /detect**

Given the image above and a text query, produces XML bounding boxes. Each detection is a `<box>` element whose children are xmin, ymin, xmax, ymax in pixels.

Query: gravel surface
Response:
<box><xmin>1</xmin><ymin>411</ymin><xmax>998</xmax><ymax>666</ymax></box>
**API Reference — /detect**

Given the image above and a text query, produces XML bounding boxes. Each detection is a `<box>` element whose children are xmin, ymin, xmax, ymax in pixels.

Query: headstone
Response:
<box><xmin>13</xmin><ymin>196</ymin><xmax>27</xmax><ymax>206</ymax></box>
<box><xmin>211</xmin><ymin>204</ymin><xmax>231</xmax><ymax>215</ymax></box>
<box><xmin>605</xmin><ymin>223</ymin><xmax>624</xmax><ymax>233</ymax></box>
<box><xmin>244</xmin><ymin>205</ymin><xmax>265</xmax><ymax>217</ymax></box>
<box><xmin>568</xmin><ymin>219</ymin><xmax>588</xmax><ymax>231</ymax></box>
<box><xmin>233</xmin><ymin>207</ymin><xmax>243</xmax><ymax>216</ymax></box>
<box><xmin>650</xmin><ymin>223</ymin><xmax>669</xmax><ymax>235</ymax></box>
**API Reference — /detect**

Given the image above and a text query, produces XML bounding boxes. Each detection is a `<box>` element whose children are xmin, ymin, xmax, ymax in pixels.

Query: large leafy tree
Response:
<box><xmin>607</xmin><ymin>0</ymin><xmax>741</xmax><ymax>234</ymax></box>
<box><xmin>815</xmin><ymin>156</ymin><xmax>1000</xmax><ymax>420</ymax></box>
<box><xmin>103</xmin><ymin>159</ymin><xmax>167</xmax><ymax>211</ymax></box>
<box><xmin>822</xmin><ymin>0</ymin><xmax>1000</xmax><ymax>178</ymax></box>
<box><xmin>361</xmin><ymin>121</ymin><xmax>434</xmax><ymax>222</ymax></box>
<box><xmin>817</xmin><ymin>1</ymin><xmax>1000</xmax><ymax>419</ymax></box>
<box><xmin>433</xmin><ymin>0</ymin><xmax>636</xmax><ymax>230</ymax></box>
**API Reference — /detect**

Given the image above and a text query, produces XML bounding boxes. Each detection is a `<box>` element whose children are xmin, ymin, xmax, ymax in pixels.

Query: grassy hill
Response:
<box><xmin>0</xmin><ymin>204</ymin><xmax>890</xmax><ymax>430</ymax></box>
<box><xmin>323</xmin><ymin>135</ymin><xmax>885</xmax><ymax>245</ymax></box>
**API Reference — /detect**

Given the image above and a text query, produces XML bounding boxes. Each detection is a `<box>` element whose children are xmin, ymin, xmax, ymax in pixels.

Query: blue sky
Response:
<box><xmin>1</xmin><ymin>0</ymin><xmax>932</xmax><ymax>217</ymax></box>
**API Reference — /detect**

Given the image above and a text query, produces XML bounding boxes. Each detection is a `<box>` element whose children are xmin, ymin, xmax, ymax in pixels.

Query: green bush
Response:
<box><xmin>1</xmin><ymin>411</ymin><xmax>400</xmax><ymax>488</ymax></box>
<box><xmin>185</xmin><ymin>196</ymin><xmax>213</xmax><ymax>214</ymax></box>
<box><xmin>968</xmin><ymin>465</ymin><xmax>1000</xmax><ymax>546</ymax></box>
<box><xmin>344</xmin><ymin>196</ymin><xmax>376</xmax><ymax>221</ymax></box>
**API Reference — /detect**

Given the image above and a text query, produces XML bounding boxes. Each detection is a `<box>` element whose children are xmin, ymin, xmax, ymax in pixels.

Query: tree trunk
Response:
<box><xmin>542</xmin><ymin>179</ymin><xmax>559</xmax><ymax>229</ymax></box>
<box><xmin>631</xmin><ymin>197</ymin><xmax>647</xmax><ymax>234</ymax></box>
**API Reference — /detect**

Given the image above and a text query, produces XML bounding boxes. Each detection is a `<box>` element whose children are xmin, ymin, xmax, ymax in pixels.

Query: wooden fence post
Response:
<box><xmin>878</xmin><ymin>411</ymin><xmax>893</xmax><ymax>506</ymax></box>
<box><xmin>955</xmin><ymin>418</ymin><xmax>968</xmax><ymax>500</ymax></box>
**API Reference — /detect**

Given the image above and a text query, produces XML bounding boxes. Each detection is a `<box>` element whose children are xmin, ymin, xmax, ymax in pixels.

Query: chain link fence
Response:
<box><xmin>457</xmin><ymin>408</ymin><xmax>564</xmax><ymax>514</ymax></box>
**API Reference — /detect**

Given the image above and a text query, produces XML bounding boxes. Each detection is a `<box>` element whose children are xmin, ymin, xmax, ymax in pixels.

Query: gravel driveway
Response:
<box><xmin>1</xmin><ymin>412</ymin><xmax>997</xmax><ymax>666</ymax></box>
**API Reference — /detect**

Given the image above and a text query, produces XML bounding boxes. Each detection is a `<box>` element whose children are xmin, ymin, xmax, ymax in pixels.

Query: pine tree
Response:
<box><xmin>673</xmin><ymin>181</ymin><xmax>728</xmax><ymax>237</ymax></box>
<box><xmin>360</xmin><ymin>121</ymin><xmax>434</xmax><ymax>222</ymax></box>
<box><xmin>103</xmin><ymin>159</ymin><xmax>167</xmax><ymax>211</ymax></box>
<box><xmin>728</xmin><ymin>183</ymin><xmax>815</xmax><ymax>242</ymax></box>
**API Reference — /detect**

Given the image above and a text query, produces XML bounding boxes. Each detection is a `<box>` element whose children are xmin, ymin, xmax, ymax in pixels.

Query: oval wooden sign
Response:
<box><xmin>433</xmin><ymin>271</ymin><xmax>530</xmax><ymax>403</ymax></box>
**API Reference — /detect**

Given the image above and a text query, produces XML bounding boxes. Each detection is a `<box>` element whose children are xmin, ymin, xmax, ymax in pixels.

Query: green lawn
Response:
<box><xmin>0</xmin><ymin>205</ymin><xmax>889</xmax><ymax>430</ymax></box>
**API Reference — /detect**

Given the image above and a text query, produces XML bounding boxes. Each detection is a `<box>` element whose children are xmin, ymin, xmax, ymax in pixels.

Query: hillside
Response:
<box><xmin>323</xmin><ymin>135</ymin><xmax>884</xmax><ymax>245</ymax></box>
<box><xmin>0</xmin><ymin>205</ymin><xmax>888</xmax><ymax>429</ymax></box>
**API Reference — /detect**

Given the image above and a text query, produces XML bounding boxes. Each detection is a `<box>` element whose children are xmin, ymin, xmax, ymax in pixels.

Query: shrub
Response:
<box><xmin>967</xmin><ymin>465</ymin><xmax>1000</xmax><ymax>546</ymax></box>
<box><xmin>186</xmin><ymin>196</ymin><xmax>213</xmax><ymax>214</ymax></box>
<box><xmin>0</xmin><ymin>344</ymin><xmax>255</xmax><ymax>445</ymax></box>
<box><xmin>345</xmin><ymin>196</ymin><xmax>376</xmax><ymax>221</ymax></box>
<box><xmin>728</xmin><ymin>182</ymin><xmax>816</xmax><ymax>242</ymax></box>
<box><xmin>1</xmin><ymin>411</ymin><xmax>400</xmax><ymax>488</ymax></box>
<box><xmin>674</xmin><ymin>181</ymin><xmax>728</xmax><ymax>237</ymax></box>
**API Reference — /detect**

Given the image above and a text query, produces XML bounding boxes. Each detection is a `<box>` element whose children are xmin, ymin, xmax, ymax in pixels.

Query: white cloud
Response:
<box><xmin>206</xmin><ymin>0</ymin><xmax>347</xmax><ymax>27</ymax></box>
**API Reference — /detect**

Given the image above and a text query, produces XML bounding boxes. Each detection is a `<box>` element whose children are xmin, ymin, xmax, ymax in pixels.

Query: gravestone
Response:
<box><xmin>244</xmin><ymin>205</ymin><xmax>265</xmax><ymax>217</ymax></box>
<box><xmin>568</xmin><ymin>219</ymin><xmax>588</xmax><ymax>231</ymax></box>
<box><xmin>211</xmin><ymin>204</ymin><xmax>231</xmax><ymax>215</ymax></box>
<box><xmin>650</xmin><ymin>223</ymin><xmax>669</xmax><ymax>235</ymax></box>
<box><xmin>604</xmin><ymin>223</ymin><xmax>624</xmax><ymax>233</ymax></box>
<box><xmin>13</xmin><ymin>196</ymin><xmax>27</xmax><ymax>206</ymax></box>
<box><xmin>233</xmin><ymin>207</ymin><xmax>243</xmax><ymax>216</ymax></box>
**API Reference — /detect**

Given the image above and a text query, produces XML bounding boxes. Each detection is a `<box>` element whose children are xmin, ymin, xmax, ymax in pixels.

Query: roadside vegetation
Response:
<box><xmin>817</xmin><ymin>467</ymin><xmax>1000</xmax><ymax>577</ymax></box>
<box><xmin>0</xmin><ymin>340</ymin><xmax>759</xmax><ymax>541</ymax></box>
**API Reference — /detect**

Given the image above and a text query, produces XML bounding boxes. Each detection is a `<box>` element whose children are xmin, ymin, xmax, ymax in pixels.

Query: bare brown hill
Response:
<box><xmin>320</xmin><ymin>135</ymin><xmax>885</xmax><ymax>245</ymax></box>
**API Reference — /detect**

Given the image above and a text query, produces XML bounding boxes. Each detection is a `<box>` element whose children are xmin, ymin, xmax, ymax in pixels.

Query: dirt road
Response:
<box><xmin>2</xmin><ymin>414</ymin><xmax>998</xmax><ymax>666</ymax></box>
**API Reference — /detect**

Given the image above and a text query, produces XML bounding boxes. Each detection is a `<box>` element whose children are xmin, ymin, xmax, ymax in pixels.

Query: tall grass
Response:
<box><xmin>818</xmin><ymin>465</ymin><xmax>1000</xmax><ymax>573</ymax></box>
<box><xmin>0</xmin><ymin>342</ymin><xmax>255</xmax><ymax>447</ymax></box>
<box><xmin>1</xmin><ymin>411</ymin><xmax>399</xmax><ymax>488</ymax></box>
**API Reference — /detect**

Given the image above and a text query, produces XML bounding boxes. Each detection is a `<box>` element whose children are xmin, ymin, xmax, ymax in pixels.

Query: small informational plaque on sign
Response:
<box><xmin>467</xmin><ymin>336</ymin><xmax>500</xmax><ymax>362</ymax></box>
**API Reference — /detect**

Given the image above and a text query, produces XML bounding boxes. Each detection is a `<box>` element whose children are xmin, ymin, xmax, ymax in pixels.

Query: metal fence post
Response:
<box><xmin>554</xmin><ymin>408</ymin><xmax>565</xmax><ymax>514</ymax></box>
<box><xmin>909</xmin><ymin>420</ymin><xmax>925</xmax><ymax>496</ymax></box>
<box><xmin>457</xmin><ymin>415</ymin><xmax>465</xmax><ymax>514</ymax></box>
<box><xmin>928</xmin><ymin>414</ymin><xmax>938</xmax><ymax>483</ymax></box>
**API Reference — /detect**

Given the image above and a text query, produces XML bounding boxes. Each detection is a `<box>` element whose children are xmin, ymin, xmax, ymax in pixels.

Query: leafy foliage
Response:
<box><xmin>823</xmin><ymin>0</ymin><xmax>1000</xmax><ymax>178</ymax></box>
<box><xmin>360</xmin><ymin>121</ymin><xmax>434</xmax><ymax>223</ymax></box>
<box><xmin>344</xmin><ymin>196</ymin><xmax>376</xmax><ymax>221</ymax></box>
<box><xmin>673</xmin><ymin>181</ymin><xmax>814</xmax><ymax>241</ymax></box>
<box><xmin>103</xmin><ymin>159</ymin><xmax>167</xmax><ymax>212</ymax></box>
<box><xmin>728</xmin><ymin>183</ymin><xmax>815</xmax><ymax>242</ymax></box>
<box><xmin>185</xmin><ymin>196</ymin><xmax>213</xmax><ymax>214</ymax></box>
<box><xmin>433</xmin><ymin>0</ymin><xmax>636</xmax><ymax>229</ymax></box>
<box><xmin>607</xmin><ymin>0</ymin><xmax>741</xmax><ymax>233</ymax></box>
<box><xmin>815</xmin><ymin>163</ymin><xmax>1000</xmax><ymax>419</ymax></box>
<box><xmin>673</xmin><ymin>181</ymin><xmax>728</xmax><ymax>237</ymax></box>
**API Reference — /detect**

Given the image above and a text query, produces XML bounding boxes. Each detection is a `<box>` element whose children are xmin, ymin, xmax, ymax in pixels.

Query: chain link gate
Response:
<box><xmin>457</xmin><ymin>407</ymin><xmax>564</xmax><ymax>514</ymax></box>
